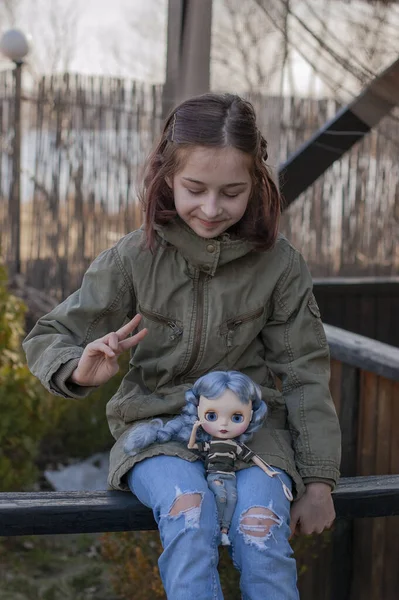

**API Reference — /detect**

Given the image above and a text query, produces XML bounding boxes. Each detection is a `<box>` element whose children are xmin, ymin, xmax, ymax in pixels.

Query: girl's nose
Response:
<box><xmin>201</xmin><ymin>196</ymin><xmax>222</xmax><ymax>218</ymax></box>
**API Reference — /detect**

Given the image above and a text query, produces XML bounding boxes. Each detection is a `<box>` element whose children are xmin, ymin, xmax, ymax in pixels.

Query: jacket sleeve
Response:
<box><xmin>23</xmin><ymin>244</ymin><xmax>136</xmax><ymax>399</ymax></box>
<box><xmin>261</xmin><ymin>246</ymin><xmax>341</xmax><ymax>487</ymax></box>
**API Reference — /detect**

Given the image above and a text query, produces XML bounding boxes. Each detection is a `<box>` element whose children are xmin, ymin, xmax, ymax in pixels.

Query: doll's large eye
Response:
<box><xmin>205</xmin><ymin>411</ymin><xmax>218</xmax><ymax>422</ymax></box>
<box><xmin>231</xmin><ymin>413</ymin><xmax>244</xmax><ymax>423</ymax></box>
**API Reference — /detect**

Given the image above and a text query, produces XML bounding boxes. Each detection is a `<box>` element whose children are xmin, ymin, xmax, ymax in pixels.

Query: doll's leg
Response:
<box><xmin>228</xmin><ymin>466</ymin><xmax>299</xmax><ymax>600</ymax></box>
<box><xmin>207</xmin><ymin>473</ymin><xmax>237</xmax><ymax>545</ymax></box>
<box><xmin>127</xmin><ymin>456</ymin><xmax>223</xmax><ymax>600</ymax></box>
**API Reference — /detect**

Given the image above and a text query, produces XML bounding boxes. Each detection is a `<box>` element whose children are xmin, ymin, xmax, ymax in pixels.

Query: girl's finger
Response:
<box><xmin>116</xmin><ymin>314</ymin><xmax>143</xmax><ymax>340</ymax></box>
<box><xmin>87</xmin><ymin>342</ymin><xmax>116</xmax><ymax>358</ymax></box>
<box><xmin>108</xmin><ymin>332</ymin><xmax>120</xmax><ymax>353</ymax></box>
<box><xmin>119</xmin><ymin>328</ymin><xmax>148</xmax><ymax>352</ymax></box>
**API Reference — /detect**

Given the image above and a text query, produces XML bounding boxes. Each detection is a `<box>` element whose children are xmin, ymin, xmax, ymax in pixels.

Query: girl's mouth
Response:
<box><xmin>198</xmin><ymin>218</ymin><xmax>223</xmax><ymax>228</ymax></box>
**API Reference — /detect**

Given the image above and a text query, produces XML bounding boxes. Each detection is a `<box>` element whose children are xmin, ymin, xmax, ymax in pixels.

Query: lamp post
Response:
<box><xmin>0</xmin><ymin>29</ymin><xmax>30</xmax><ymax>275</ymax></box>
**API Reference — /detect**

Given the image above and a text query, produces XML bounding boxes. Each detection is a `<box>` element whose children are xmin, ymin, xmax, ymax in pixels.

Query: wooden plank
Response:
<box><xmin>333</xmin><ymin>475</ymin><xmax>399</xmax><ymax>518</ymax></box>
<box><xmin>383</xmin><ymin>381</ymin><xmax>399</xmax><ymax>598</ymax></box>
<box><xmin>0</xmin><ymin>490</ymin><xmax>157</xmax><ymax>537</ymax></box>
<box><xmin>370</xmin><ymin>377</ymin><xmax>393</xmax><ymax>599</ymax></box>
<box><xmin>0</xmin><ymin>475</ymin><xmax>398</xmax><ymax>538</ymax></box>
<box><xmin>339</xmin><ymin>364</ymin><xmax>359</xmax><ymax>477</ymax></box>
<box><xmin>313</xmin><ymin>277</ymin><xmax>399</xmax><ymax>289</ymax></box>
<box><xmin>325</xmin><ymin>324</ymin><xmax>399</xmax><ymax>380</ymax></box>
<box><xmin>376</xmin><ymin>293</ymin><xmax>397</xmax><ymax>347</ymax></box>
<box><xmin>351</xmin><ymin>370</ymin><xmax>378</xmax><ymax>598</ymax></box>
<box><xmin>329</xmin><ymin>363</ymin><xmax>359</xmax><ymax>600</ymax></box>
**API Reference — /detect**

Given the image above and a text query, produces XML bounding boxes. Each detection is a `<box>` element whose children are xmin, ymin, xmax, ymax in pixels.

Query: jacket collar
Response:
<box><xmin>154</xmin><ymin>218</ymin><xmax>254</xmax><ymax>276</ymax></box>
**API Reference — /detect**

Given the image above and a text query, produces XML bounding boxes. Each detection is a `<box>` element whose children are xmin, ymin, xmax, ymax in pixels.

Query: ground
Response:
<box><xmin>0</xmin><ymin>533</ymin><xmax>119</xmax><ymax>600</ymax></box>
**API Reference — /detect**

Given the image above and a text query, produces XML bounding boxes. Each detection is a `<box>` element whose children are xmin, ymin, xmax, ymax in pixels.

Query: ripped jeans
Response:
<box><xmin>127</xmin><ymin>456</ymin><xmax>298</xmax><ymax>600</ymax></box>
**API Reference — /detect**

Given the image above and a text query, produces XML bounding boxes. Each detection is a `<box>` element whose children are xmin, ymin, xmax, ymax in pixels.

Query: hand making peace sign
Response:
<box><xmin>70</xmin><ymin>314</ymin><xmax>148</xmax><ymax>387</ymax></box>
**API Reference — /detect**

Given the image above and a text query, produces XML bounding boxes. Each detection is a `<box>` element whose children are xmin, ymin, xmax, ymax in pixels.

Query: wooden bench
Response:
<box><xmin>0</xmin><ymin>475</ymin><xmax>398</xmax><ymax>537</ymax></box>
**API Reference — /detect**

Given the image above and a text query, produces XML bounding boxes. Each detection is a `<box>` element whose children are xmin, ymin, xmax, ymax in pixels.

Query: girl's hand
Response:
<box><xmin>69</xmin><ymin>314</ymin><xmax>148</xmax><ymax>387</ymax></box>
<box><xmin>289</xmin><ymin>482</ymin><xmax>335</xmax><ymax>537</ymax></box>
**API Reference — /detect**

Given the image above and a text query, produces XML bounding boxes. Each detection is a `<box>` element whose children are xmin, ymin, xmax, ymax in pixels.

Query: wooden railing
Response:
<box><xmin>299</xmin><ymin>324</ymin><xmax>399</xmax><ymax>600</ymax></box>
<box><xmin>0</xmin><ymin>474</ymin><xmax>398</xmax><ymax>538</ymax></box>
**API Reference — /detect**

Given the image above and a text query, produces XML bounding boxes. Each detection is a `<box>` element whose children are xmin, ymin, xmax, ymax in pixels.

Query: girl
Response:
<box><xmin>24</xmin><ymin>93</ymin><xmax>341</xmax><ymax>600</ymax></box>
<box><xmin>123</xmin><ymin>370</ymin><xmax>293</xmax><ymax>547</ymax></box>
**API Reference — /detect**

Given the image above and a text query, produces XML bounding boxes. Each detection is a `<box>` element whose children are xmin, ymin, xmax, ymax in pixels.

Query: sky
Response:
<box><xmin>0</xmin><ymin>0</ymin><xmax>167</xmax><ymax>80</ymax></box>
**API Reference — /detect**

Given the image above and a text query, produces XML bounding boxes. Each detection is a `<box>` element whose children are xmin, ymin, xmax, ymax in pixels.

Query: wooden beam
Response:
<box><xmin>278</xmin><ymin>58</ymin><xmax>399</xmax><ymax>206</ymax></box>
<box><xmin>162</xmin><ymin>0</ymin><xmax>213</xmax><ymax>118</ymax></box>
<box><xmin>1</xmin><ymin>475</ymin><xmax>399</xmax><ymax>537</ymax></box>
<box><xmin>325</xmin><ymin>324</ymin><xmax>399</xmax><ymax>381</ymax></box>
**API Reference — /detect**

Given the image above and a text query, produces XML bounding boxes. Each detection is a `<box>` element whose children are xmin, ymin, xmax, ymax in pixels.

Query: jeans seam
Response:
<box><xmin>211</xmin><ymin>509</ymin><xmax>221</xmax><ymax>599</ymax></box>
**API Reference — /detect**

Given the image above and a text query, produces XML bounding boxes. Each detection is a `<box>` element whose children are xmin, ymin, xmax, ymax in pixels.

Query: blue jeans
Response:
<box><xmin>127</xmin><ymin>456</ymin><xmax>299</xmax><ymax>600</ymax></box>
<box><xmin>207</xmin><ymin>472</ymin><xmax>237</xmax><ymax>532</ymax></box>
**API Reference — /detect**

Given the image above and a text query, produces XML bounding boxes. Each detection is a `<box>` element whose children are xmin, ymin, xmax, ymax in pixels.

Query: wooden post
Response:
<box><xmin>9</xmin><ymin>61</ymin><xmax>22</xmax><ymax>275</ymax></box>
<box><xmin>162</xmin><ymin>0</ymin><xmax>213</xmax><ymax>118</ymax></box>
<box><xmin>279</xmin><ymin>58</ymin><xmax>399</xmax><ymax>206</ymax></box>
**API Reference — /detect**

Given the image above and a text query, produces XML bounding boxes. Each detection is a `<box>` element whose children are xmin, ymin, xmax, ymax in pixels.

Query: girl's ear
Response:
<box><xmin>165</xmin><ymin>175</ymin><xmax>172</xmax><ymax>188</ymax></box>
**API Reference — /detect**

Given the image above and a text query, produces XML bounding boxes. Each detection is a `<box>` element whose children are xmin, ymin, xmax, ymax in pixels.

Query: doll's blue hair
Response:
<box><xmin>124</xmin><ymin>371</ymin><xmax>267</xmax><ymax>456</ymax></box>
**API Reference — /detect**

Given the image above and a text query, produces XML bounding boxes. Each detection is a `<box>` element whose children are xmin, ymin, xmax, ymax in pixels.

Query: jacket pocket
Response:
<box><xmin>219</xmin><ymin>306</ymin><xmax>265</xmax><ymax>350</ymax></box>
<box><xmin>134</xmin><ymin>306</ymin><xmax>184</xmax><ymax>364</ymax></box>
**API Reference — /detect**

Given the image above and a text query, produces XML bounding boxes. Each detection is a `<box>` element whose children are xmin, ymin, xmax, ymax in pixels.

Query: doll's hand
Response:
<box><xmin>289</xmin><ymin>482</ymin><xmax>335</xmax><ymax>538</ymax></box>
<box><xmin>70</xmin><ymin>314</ymin><xmax>148</xmax><ymax>386</ymax></box>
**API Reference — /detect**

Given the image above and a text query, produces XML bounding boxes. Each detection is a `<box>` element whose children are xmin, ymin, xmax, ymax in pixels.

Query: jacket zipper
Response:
<box><xmin>139</xmin><ymin>307</ymin><xmax>183</xmax><ymax>341</ymax></box>
<box><xmin>220</xmin><ymin>306</ymin><xmax>264</xmax><ymax>348</ymax></box>
<box><xmin>174</xmin><ymin>271</ymin><xmax>206</xmax><ymax>384</ymax></box>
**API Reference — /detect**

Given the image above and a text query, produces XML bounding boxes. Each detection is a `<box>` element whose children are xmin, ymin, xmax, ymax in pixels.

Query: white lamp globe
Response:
<box><xmin>0</xmin><ymin>29</ymin><xmax>30</xmax><ymax>62</ymax></box>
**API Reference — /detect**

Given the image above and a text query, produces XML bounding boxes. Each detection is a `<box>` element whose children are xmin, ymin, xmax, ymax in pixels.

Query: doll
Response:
<box><xmin>124</xmin><ymin>370</ymin><xmax>292</xmax><ymax>545</ymax></box>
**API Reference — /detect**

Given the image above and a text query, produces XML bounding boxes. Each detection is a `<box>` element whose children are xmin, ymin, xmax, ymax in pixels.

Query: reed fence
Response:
<box><xmin>0</xmin><ymin>70</ymin><xmax>398</xmax><ymax>298</ymax></box>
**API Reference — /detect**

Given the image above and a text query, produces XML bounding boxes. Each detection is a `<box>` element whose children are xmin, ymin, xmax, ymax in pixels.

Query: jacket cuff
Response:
<box><xmin>302</xmin><ymin>477</ymin><xmax>336</xmax><ymax>490</ymax></box>
<box><xmin>298</xmin><ymin>466</ymin><xmax>340</xmax><ymax>490</ymax></box>
<box><xmin>50</xmin><ymin>358</ymin><xmax>98</xmax><ymax>398</ymax></box>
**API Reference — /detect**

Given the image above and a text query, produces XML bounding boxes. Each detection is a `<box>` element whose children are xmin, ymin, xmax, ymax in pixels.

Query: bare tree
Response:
<box><xmin>211</xmin><ymin>0</ymin><xmax>292</xmax><ymax>93</ymax></box>
<box><xmin>26</xmin><ymin>0</ymin><xmax>79</xmax><ymax>75</ymax></box>
<box><xmin>0</xmin><ymin>0</ymin><xmax>21</xmax><ymax>24</ymax></box>
<box><xmin>100</xmin><ymin>0</ymin><xmax>167</xmax><ymax>82</ymax></box>
<box><xmin>253</xmin><ymin>0</ymin><xmax>399</xmax><ymax>100</ymax></box>
<box><xmin>0</xmin><ymin>0</ymin><xmax>80</xmax><ymax>76</ymax></box>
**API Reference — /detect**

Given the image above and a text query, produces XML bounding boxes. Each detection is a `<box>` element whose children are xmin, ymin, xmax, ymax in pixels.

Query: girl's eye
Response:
<box><xmin>188</xmin><ymin>189</ymin><xmax>204</xmax><ymax>195</ymax></box>
<box><xmin>231</xmin><ymin>413</ymin><xmax>244</xmax><ymax>423</ymax></box>
<box><xmin>223</xmin><ymin>192</ymin><xmax>239</xmax><ymax>198</ymax></box>
<box><xmin>205</xmin><ymin>411</ymin><xmax>218</xmax><ymax>422</ymax></box>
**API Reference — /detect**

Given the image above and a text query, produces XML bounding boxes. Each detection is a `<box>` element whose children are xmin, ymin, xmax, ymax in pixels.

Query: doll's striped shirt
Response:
<box><xmin>196</xmin><ymin>438</ymin><xmax>255</xmax><ymax>474</ymax></box>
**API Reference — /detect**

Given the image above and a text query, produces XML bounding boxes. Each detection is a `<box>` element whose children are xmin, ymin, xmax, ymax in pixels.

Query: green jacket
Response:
<box><xmin>23</xmin><ymin>219</ymin><xmax>341</xmax><ymax>498</ymax></box>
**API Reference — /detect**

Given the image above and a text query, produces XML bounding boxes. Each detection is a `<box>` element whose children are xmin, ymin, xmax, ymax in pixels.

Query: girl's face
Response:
<box><xmin>197</xmin><ymin>389</ymin><xmax>252</xmax><ymax>439</ymax></box>
<box><xmin>169</xmin><ymin>146</ymin><xmax>252</xmax><ymax>239</ymax></box>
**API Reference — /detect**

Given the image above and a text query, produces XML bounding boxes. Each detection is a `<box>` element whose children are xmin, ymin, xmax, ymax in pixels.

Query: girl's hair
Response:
<box><xmin>139</xmin><ymin>93</ymin><xmax>281</xmax><ymax>251</ymax></box>
<box><xmin>124</xmin><ymin>371</ymin><xmax>267</xmax><ymax>456</ymax></box>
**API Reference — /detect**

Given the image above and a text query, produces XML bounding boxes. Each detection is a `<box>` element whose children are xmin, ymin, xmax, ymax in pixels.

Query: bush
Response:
<box><xmin>37</xmin><ymin>352</ymin><xmax>129</xmax><ymax>466</ymax></box>
<box><xmin>0</xmin><ymin>263</ymin><xmax>66</xmax><ymax>491</ymax></box>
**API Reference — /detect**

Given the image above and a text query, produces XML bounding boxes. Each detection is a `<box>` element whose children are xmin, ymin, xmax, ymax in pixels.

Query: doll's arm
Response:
<box><xmin>187</xmin><ymin>420</ymin><xmax>203</xmax><ymax>449</ymax></box>
<box><xmin>250</xmin><ymin>454</ymin><xmax>279</xmax><ymax>477</ymax></box>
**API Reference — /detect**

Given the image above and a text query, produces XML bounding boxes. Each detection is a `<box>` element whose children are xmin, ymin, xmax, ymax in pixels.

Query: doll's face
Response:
<box><xmin>197</xmin><ymin>389</ymin><xmax>252</xmax><ymax>439</ymax></box>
